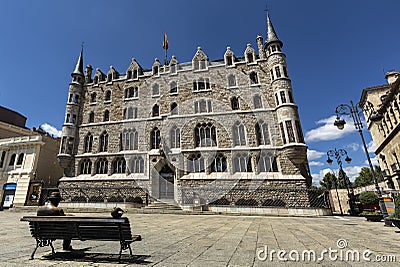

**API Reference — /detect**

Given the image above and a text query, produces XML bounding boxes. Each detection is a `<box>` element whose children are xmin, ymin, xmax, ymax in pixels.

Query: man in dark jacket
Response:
<box><xmin>37</xmin><ymin>191</ymin><xmax>72</xmax><ymax>250</ymax></box>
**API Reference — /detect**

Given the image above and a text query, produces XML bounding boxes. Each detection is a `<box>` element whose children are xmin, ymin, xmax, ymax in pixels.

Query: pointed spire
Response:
<box><xmin>266</xmin><ymin>13</ymin><xmax>283</xmax><ymax>48</ymax></box>
<box><xmin>71</xmin><ymin>44</ymin><xmax>84</xmax><ymax>77</ymax></box>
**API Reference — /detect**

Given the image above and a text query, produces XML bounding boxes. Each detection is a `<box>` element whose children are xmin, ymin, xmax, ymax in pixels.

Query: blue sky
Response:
<box><xmin>1</xmin><ymin>0</ymin><xmax>399</xmax><ymax>186</ymax></box>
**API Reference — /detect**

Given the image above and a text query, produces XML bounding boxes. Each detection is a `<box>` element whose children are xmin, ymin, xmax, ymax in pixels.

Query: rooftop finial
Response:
<box><xmin>265</xmin><ymin>12</ymin><xmax>283</xmax><ymax>48</ymax></box>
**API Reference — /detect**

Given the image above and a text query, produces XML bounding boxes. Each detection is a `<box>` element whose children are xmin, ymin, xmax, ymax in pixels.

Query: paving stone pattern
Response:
<box><xmin>2</xmin><ymin>210</ymin><xmax>400</xmax><ymax>266</ymax></box>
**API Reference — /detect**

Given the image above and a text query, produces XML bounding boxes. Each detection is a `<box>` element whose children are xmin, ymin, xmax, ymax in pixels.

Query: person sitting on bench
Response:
<box><xmin>37</xmin><ymin>191</ymin><xmax>72</xmax><ymax>250</ymax></box>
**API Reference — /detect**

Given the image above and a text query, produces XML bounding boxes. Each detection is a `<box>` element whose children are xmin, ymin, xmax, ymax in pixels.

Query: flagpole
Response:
<box><xmin>163</xmin><ymin>32</ymin><xmax>169</xmax><ymax>66</ymax></box>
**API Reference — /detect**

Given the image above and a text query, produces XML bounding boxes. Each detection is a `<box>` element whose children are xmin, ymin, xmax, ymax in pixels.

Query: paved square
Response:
<box><xmin>2</xmin><ymin>210</ymin><xmax>400</xmax><ymax>266</ymax></box>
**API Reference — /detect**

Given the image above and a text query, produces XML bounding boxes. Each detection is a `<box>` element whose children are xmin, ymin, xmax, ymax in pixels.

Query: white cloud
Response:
<box><xmin>367</xmin><ymin>140</ymin><xmax>376</xmax><ymax>153</ymax></box>
<box><xmin>40</xmin><ymin>123</ymin><xmax>62</xmax><ymax>138</ymax></box>
<box><xmin>305</xmin><ymin>116</ymin><xmax>356</xmax><ymax>143</ymax></box>
<box><xmin>365</xmin><ymin>157</ymin><xmax>379</xmax><ymax>167</ymax></box>
<box><xmin>309</xmin><ymin>161</ymin><xmax>324</xmax><ymax>167</ymax></box>
<box><xmin>311</xmin><ymin>168</ymin><xmax>334</xmax><ymax>186</ymax></box>
<box><xmin>345</xmin><ymin>142</ymin><xmax>360</xmax><ymax>152</ymax></box>
<box><xmin>307</xmin><ymin>149</ymin><xmax>325</xmax><ymax>160</ymax></box>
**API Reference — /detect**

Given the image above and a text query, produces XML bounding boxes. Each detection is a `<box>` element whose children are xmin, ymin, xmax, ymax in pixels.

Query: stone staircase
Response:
<box><xmin>143</xmin><ymin>199</ymin><xmax>182</xmax><ymax>211</ymax></box>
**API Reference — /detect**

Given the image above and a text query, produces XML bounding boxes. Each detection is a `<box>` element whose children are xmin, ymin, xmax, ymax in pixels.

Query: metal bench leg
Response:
<box><xmin>128</xmin><ymin>244</ymin><xmax>133</xmax><ymax>256</ymax></box>
<box><xmin>30</xmin><ymin>243</ymin><xmax>39</xmax><ymax>260</ymax></box>
<box><xmin>49</xmin><ymin>241</ymin><xmax>55</xmax><ymax>255</ymax></box>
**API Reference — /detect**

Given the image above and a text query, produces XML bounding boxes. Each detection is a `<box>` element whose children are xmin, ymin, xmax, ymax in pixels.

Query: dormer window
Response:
<box><xmin>107</xmin><ymin>73</ymin><xmax>112</xmax><ymax>82</ymax></box>
<box><xmin>94</xmin><ymin>76</ymin><xmax>99</xmax><ymax>84</ymax></box>
<box><xmin>170</xmin><ymin>64</ymin><xmax>177</xmax><ymax>74</ymax></box>
<box><xmin>133</xmin><ymin>69</ymin><xmax>138</xmax><ymax>79</ymax></box>
<box><xmin>226</xmin><ymin>55</ymin><xmax>233</xmax><ymax>66</ymax></box>
<box><xmin>247</xmin><ymin>52</ymin><xmax>254</xmax><ymax>63</ymax></box>
<box><xmin>153</xmin><ymin>65</ymin><xmax>159</xmax><ymax>75</ymax></box>
<box><xmin>245</xmin><ymin>44</ymin><xmax>256</xmax><ymax>64</ymax></box>
<box><xmin>127</xmin><ymin>70</ymin><xmax>132</xmax><ymax>80</ymax></box>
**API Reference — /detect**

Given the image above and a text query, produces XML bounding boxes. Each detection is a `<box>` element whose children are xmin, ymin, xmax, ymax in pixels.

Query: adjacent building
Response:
<box><xmin>0</xmin><ymin>106</ymin><xmax>63</xmax><ymax>208</ymax></box>
<box><xmin>57</xmin><ymin>15</ymin><xmax>318</xmax><ymax>213</ymax></box>
<box><xmin>360</xmin><ymin>71</ymin><xmax>400</xmax><ymax>190</ymax></box>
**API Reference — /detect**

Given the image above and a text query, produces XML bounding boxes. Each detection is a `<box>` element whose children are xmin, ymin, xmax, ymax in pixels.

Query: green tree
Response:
<box><xmin>319</xmin><ymin>172</ymin><xmax>347</xmax><ymax>190</ymax></box>
<box><xmin>354</xmin><ymin>166</ymin><xmax>384</xmax><ymax>188</ymax></box>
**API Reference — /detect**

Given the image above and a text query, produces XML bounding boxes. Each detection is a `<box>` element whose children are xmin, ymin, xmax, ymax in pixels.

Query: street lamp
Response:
<box><xmin>334</xmin><ymin>100</ymin><xmax>388</xmax><ymax>216</ymax></box>
<box><xmin>326</xmin><ymin>148</ymin><xmax>356</xmax><ymax>215</ymax></box>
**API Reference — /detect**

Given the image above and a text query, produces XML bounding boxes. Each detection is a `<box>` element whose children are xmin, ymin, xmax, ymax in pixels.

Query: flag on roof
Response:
<box><xmin>163</xmin><ymin>32</ymin><xmax>169</xmax><ymax>50</ymax></box>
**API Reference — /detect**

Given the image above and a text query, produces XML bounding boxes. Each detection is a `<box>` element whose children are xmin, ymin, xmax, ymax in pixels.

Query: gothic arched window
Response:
<box><xmin>231</xmin><ymin>97</ymin><xmax>239</xmax><ymax>110</ymax></box>
<box><xmin>187</xmin><ymin>153</ymin><xmax>205</xmax><ymax>173</ymax></box>
<box><xmin>83</xmin><ymin>132</ymin><xmax>93</xmax><ymax>153</ymax></box>
<box><xmin>99</xmin><ymin>131</ymin><xmax>108</xmax><ymax>152</ymax></box>
<box><xmin>258</xmin><ymin>151</ymin><xmax>278</xmax><ymax>172</ymax></box>
<box><xmin>129</xmin><ymin>156</ymin><xmax>144</xmax><ymax>173</ymax></box>
<box><xmin>253</xmin><ymin>95</ymin><xmax>262</xmax><ymax>109</ymax></box>
<box><xmin>122</xmin><ymin>128</ymin><xmax>138</xmax><ymax>150</ymax></box>
<box><xmin>103</xmin><ymin>110</ymin><xmax>110</xmax><ymax>121</ymax></box>
<box><xmin>170</xmin><ymin>81</ymin><xmax>178</xmax><ymax>94</ymax></box>
<box><xmin>194</xmin><ymin>122</ymin><xmax>217</xmax><ymax>147</ymax></box>
<box><xmin>250</xmin><ymin>72</ymin><xmax>258</xmax><ymax>84</ymax></box>
<box><xmin>233</xmin><ymin>153</ymin><xmax>252</xmax><ymax>173</ymax></box>
<box><xmin>170</xmin><ymin>125</ymin><xmax>180</xmax><ymax>148</ymax></box>
<box><xmin>105</xmin><ymin>90</ymin><xmax>111</xmax><ymax>102</ymax></box>
<box><xmin>80</xmin><ymin>159</ymin><xmax>92</xmax><ymax>175</ymax></box>
<box><xmin>89</xmin><ymin>112</ymin><xmax>95</xmax><ymax>123</ymax></box>
<box><xmin>170</xmin><ymin>102</ymin><xmax>178</xmax><ymax>115</ymax></box>
<box><xmin>150</xmin><ymin>127</ymin><xmax>161</xmax><ymax>149</ymax></box>
<box><xmin>96</xmin><ymin>158</ymin><xmax>108</xmax><ymax>174</ymax></box>
<box><xmin>113</xmin><ymin>157</ymin><xmax>126</xmax><ymax>174</ymax></box>
<box><xmin>211</xmin><ymin>154</ymin><xmax>227</xmax><ymax>173</ymax></box>
<box><xmin>256</xmin><ymin>121</ymin><xmax>271</xmax><ymax>146</ymax></box>
<box><xmin>232</xmin><ymin>122</ymin><xmax>246</xmax><ymax>146</ymax></box>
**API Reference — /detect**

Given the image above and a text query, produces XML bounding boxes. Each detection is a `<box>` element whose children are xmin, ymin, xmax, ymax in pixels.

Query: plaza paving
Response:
<box><xmin>2</xmin><ymin>209</ymin><xmax>400</xmax><ymax>266</ymax></box>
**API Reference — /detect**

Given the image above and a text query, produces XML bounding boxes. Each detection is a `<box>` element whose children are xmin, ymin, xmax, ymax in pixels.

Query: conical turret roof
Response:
<box><xmin>71</xmin><ymin>48</ymin><xmax>84</xmax><ymax>77</ymax></box>
<box><xmin>266</xmin><ymin>14</ymin><xmax>283</xmax><ymax>47</ymax></box>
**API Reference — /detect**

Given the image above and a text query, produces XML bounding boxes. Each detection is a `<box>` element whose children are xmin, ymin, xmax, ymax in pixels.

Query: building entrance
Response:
<box><xmin>159</xmin><ymin>164</ymin><xmax>175</xmax><ymax>199</ymax></box>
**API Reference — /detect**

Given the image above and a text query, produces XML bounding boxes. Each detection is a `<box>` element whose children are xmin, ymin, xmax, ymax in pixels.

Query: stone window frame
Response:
<box><xmin>90</xmin><ymin>92</ymin><xmax>97</xmax><ymax>104</ymax></box>
<box><xmin>129</xmin><ymin>155</ymin><xmax>145</xmax><ymax>173</ymax></box>
<box><xmin>194</xmin><ymin>122</ymin><xmax>217</xmax><ymax>148</ymax></box>
<box><xmin>271</xmin><ymin>64</ymin><xmax>289</xmax><ymax>82</ymax></box>
<box><xmin>103</xmin><ymin>110</ymin><xmax>110</xmax><ymax>122</ymax></box>
<box><xmin>124</xmin><ymin>87</ymin><xmax>139</xmax><ymax>100</ymax></box>
<box><xmin>249</xmin><ymin>72</ymin><xmax>259</xmax><ymax>85</ymax></box>
<box><xmin>96</xmin><ymin>158</ymin><xmax>108</xmax><ymax>174</ymax></box>
<box><xmin>123</xmin><ymin>107</ymin><xmax>138</xmax><ymax>120</ymax></box>
<box><xmin>99</xmin><ymin>131</ymin><xmax>109</xmax><ymax>152</ymax></box>
<box><xmin>170</xmin><ymin>81</ymin><xmax>178</xmax><ymax>95</ymax></box>
<box><xmin>170</xmin><ymin>125</ymin><xmax>181</xmax><ymax>149</ymax></box>
<box><xmin>121</xmin><ymin>128</ymin><xmax>138</xmax><ymax>151</ymax></box>
<box><xmin>194</xmin><ymin>99</ymin><xmax>212</xmax><ymax>114</ymax></box>
<box><xmin>285</xmin><ymin>120</ymin><xmax>296</xmax><ymax>143</ymax></box>
<box><xmin>258</xmin><ymin>151</ymin><xmax>278</xmax><ymax>172</ymax></box>
<box><xmin>211</xmin><ymin>153</ymin><xmax>227</xmax><ymax>173</ymax></box>
<box><xmin>231</xmin><ymin>97</ymin><xmax>240</xmax><ymax>110</ymax></box>
<box><xmin>113</xmin><ymin>157</ymin><xmax>126</xmax><ymax>174</ymax></box>
<box><xmin>83</xmin><ymin>132</ymin><xmax>93</xmax><ymax>153</ymax></box>
<box><xmin>79</xmin><ymin>159</ymin><xmax>92</xmax><ymax>175</ymax></box>
<box><xmin>227</xmin><ymin>74</ymin><xmax>237</xmax><ymax>88</ymax></box>
<box><xmin>232</xmin><ymin>121</ymin><xmax>247</xmax><ymax>147</ymax></box>
<box><xmin>152</xmin><ymin>104</ymin><xmax>160</xmax><ymax>117</ymax></box>
<box><xmin>9</xmin><ymin>153</ymin><xmax>16</xmax><ymax>166</ymax></box>
<box><xmin>104</xmin><ymin>90</ymin><xmax>112</xmax><ymax>103</ymax></box>
<box><xmin>152</xmin><ymin>83</ymin><xmax>160</xmax><ymax>97</ymax></box>
<box><xmin>150</xmin><ymin>127</ymin><xmax>161</xmax><ymax>149</ymax></box>
<box><xmin>170</xmin><ymin>102</ymin><xmax>178</xmax><ymax>115</ymax></box>
<box><xmin>88</xmin><ymin>111</ymin><xmax>95</xmax><ymax>123</ymax></box>
<box><xmin>232</xmin><ymin>152</ymin><xmax>252</xmax><ymax>173</ymax></box>
<box><xmin>256</xmin><ymin>120</ymin><xmax>271</xmax><ymax>146</ymax></box>
<box><xmin>16</xmin><ymin>153</ymin><xmax>24</xmax><ymax>166</ymax></box>
<box><xmin>193</xmin><ymin>77</ymin><xmax>211</xmax><ymax>92</ymax></box>
<box><xmin>253</xmin><ymin>95</ymin><xmax>263</xmax><ymax>109</ymax></box>
<box><xmin>186</xmin><ymin>153</ymin><xmax>205</xmax><ymax>173</ymax></box>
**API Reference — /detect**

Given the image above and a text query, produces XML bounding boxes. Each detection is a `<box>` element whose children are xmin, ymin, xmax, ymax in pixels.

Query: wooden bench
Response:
<box><xmin>20</xmin><ymin>216</ymin><xmax>141</xmax><ymax>261</ymax></box>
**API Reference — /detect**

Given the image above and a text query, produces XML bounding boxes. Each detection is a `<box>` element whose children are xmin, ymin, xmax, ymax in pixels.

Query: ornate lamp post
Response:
<box><xmin>326</xmin><ymin>148</ymin><xmax>355</xmax><ymax>215</ymax></box>
<box><xmin>334</xmin><ymin>100</ymin><xmax>388</xmax><ymax>216</ymax></box>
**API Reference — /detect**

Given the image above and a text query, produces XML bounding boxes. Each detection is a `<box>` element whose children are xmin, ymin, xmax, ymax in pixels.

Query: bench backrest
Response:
<box><xmin>25</xmin><ymin>217</ymin><xmax>133</xmax><ymax>242</ymax></box>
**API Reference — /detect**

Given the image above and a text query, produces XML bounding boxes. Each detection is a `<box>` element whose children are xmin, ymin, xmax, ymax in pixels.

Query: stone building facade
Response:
<box><xmin>57</xmin><ymin>15</ymin><xmax>314</xmax><ymax>210</ymax></box>
<box><xmin>360</xmin><ymin>71</ymin><xmax>400</xmax><ymax>190</ymax></box>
